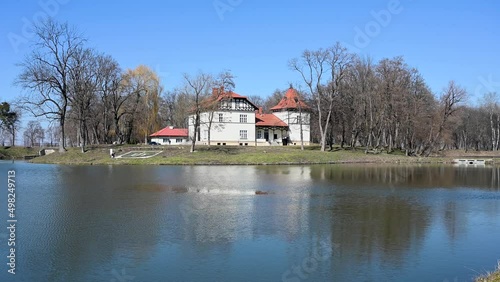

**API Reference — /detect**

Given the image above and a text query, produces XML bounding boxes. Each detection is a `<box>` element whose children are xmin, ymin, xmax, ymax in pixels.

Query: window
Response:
<box><xmin>257</xmin><ymin>130</ymin><xmax>262</xmax><ymax>139</ymax></box>
<box><xmin>218</xmin><ymin>113</ymin><xmax>224</xmax><ymax>122</ymax></box>
<box><xmin>240</xmin><ymin>130</ymin><xmax>248</xmax><ymax>140</ymax></box>
<box><xmin>237</xmin><ymin>99</ymin><xmax>244</xmax><ymax>109</ymax></box>
<box><xmin>163</xmin><ymin>138</ymin><xmax>170</xmax><ymax>144</ymax></box>
<box><xmin>240</xmin><ymin>114</ymin><xmax>247</xmax><ymax>123</ymax></box>
<box><xmin>176</xmin><ymin>138</ymin><xmax>182</xmax><ymax>143</ymax></box>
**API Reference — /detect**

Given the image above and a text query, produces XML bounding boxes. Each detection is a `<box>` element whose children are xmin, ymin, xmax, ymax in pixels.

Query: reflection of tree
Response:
<box><xmin>28</xmin><ymin>166</ymin><xmax>165</xmax><ymax>281</ymax></box>
<box><xmin>443</xmin><ymin>202</ymin><xmax>467</xmax><ymax>242</ymax></box>
<box><xmin>330</xmin><ymin>195</ymin><xmax>430</xmax><ymax>268</ymax></box>
<box><xmin>307</xmin><ymin>165</ymin><xmax>434</xmax><ymax>276</ymax></box>
<box><xmin>311</xmin><ymin>164</ymin><xmax>500</xmax><ymax>191</ymax></box>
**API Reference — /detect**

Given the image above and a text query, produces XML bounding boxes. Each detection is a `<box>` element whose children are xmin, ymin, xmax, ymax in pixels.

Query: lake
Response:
<box><xmin>0</xmin><ymin>162</ymin><xmax>499</xmax><ymax>281</ymax></box>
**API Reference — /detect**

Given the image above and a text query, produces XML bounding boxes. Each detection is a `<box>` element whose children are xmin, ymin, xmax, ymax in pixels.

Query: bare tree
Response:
<box><xmin>16</xmin><ymin>19</ymin><xmax>85</xmax><ymax>152</ymax></box>
<box><xmin>161</xmin><ymin>90</ymin><xmax>191</xmax><ymax>128</ymax></box>
<box><xmin>482</xmin><ymin>92</ymin><xmax>500</xmax><ymax>150</ymax></box>
<box><xmin>422</xmin><ymin>81</ymin><xmax>466</xmax><ymax>155</ymax></box>
<box><xmin>290</xmin><ymin>42</ymin><xmax>353</xmax><ymax>151</ymax></box>
<box><xmin>206</xmin><ymin>71</ymin><xmax>235</xmax><ymax>146</ymax></box>
<box><xmin>68</xmin><ymin>48</ymin><xmax>99</xmax><ymax>152</ymax></box>
<box><xmin>93</xmin><ymin>54</ymin><xmax>121</xmax><ymax>144</ymax></box>
<box><xmin>46</xmin><ymin>122</ymin><xmax>60</xmax><ymax>147</ymax></box>
<box><xmin>183</xmin><ymin>72</ymin><xmax>213</xmax><ymax>152</ymax></box>
<box><xmin>23</xmin><ymin>121</ymin><xmax>44</xmax><ymax>147</ymax></box>
<box><xmin>293</xmin><ymin>93</ymin><xmax>305</xmax><ymax>150</ymax></box>
<box><xmin>262</xmin><ymin>89</ymin><xmax>283</xmax><ymax>113</ymax></box>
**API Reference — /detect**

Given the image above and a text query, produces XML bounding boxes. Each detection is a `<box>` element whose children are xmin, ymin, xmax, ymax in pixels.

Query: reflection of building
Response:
<box><xmin>187</xmin><ymin>86</ymin><xmax>310</xmax><ymax>146</ymax></box>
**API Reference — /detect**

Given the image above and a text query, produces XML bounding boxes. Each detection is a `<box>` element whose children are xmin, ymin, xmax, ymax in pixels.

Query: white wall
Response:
<box><xmin>189</xmin><ymin>111</ymin><xmax>256</xmax><ymax>145</ymax></box>
<box><xmin>273</xmin><ymin>111</ymin><xmax>311</xmax><ymax>145</ymax></box>
<box><xmin>151</xmin><ymin>137</ymin><xmax>188</xmax><ymax>145</ymax></box>
<box><xmin>188</xmin><ymin>107</ymin><xmax>311</xmax><ymax>146</ymax></box>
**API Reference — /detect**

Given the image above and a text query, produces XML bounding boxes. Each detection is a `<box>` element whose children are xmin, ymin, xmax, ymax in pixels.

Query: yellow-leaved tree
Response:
<box><xmin>120</xmin><ymin>65</ymin><xmax>162</xmax><ymax>144</ymax></box>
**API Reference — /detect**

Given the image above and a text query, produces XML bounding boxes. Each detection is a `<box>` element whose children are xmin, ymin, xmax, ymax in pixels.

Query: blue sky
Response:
<box><xmin>1</xmin><ymin>0</ymin><xmax>500</xmax><ymax>127</ymax></box>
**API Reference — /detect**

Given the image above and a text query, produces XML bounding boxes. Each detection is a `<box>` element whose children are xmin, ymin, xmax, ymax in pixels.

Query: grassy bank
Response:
<box><xmin>0</xmin><ymin>146</ymin><xmax>40</xmax><ymax>160</ymax></box>
<box><xmin>476</xmin><ymin>261</ymin><xmax>500</xmax><ymax>282</ymax></box>
<box><xmin>26</xmin><ymin>145</ymin><xmax>462</xmax><ymax>165</ymax></box>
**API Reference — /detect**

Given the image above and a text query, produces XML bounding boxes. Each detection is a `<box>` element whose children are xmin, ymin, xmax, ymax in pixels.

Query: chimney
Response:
<box><xmin>258</xmin><ymin>107</ymin><xmax>263</xmax><ymax>116</ymax></box>
<box><xmin>212</xmin><ymin>86</ymin><xmax>224</xmax><ymax>97</ymax></box>
<box><xmin>169</xmin><ymin>126</ymin><xmax>174</xmax><ymax>129</ymax></box>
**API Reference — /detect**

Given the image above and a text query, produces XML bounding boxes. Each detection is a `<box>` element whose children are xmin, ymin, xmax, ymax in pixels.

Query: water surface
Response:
<box><xmin>0</xmin><ymin>162</ymin><xmax>499</xmax><ymax>281</ymax></box>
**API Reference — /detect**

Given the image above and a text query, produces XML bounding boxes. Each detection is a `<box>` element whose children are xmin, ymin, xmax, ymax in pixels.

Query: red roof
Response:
<box><xmin>270</xmin><ymin>87</ymin><xmax>309</xmax><ymax>111</ymax></box>
<box><xmin>150</xmin><ymin>127</ymin><xmax>188</xmax><ymax>137</ymax></box>
<box><xmin>255</xmin><ymin>113</ymin><xmax>288</xmax><ymax>127</ymax></box>
<box><xmin>209</xmin><ymin>87</ymin><xmax>259</xmax><ymax>110</ymax></box>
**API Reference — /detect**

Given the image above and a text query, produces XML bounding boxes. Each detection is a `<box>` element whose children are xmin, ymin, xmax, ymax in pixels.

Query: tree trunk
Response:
<box><xmin>490</xmin><ymin>112</ymin><xmax>495</xmax><ymax>151</ymax></box>
<box><xmin>59</xmin><ymin>118</ymin><xmax>66</xmax><ymax>152</ymax></box>
<box><xmin>207</xmin><ymin>112</ymin><xmax>214</xmax><ymax>146</ymax></box>
<box><xmin>190</xmin><ymin>114</ymin><xmax>200</xmax><ymax>153</ymax></box>
<box><xmin>299</xmin><ymin>108</ymin><xmax>304</xmax><ymax>150</ymax></box>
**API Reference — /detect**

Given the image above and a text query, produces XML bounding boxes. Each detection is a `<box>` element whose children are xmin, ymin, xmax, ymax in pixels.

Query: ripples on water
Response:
<box><xmin>0</xmin><ymin>162</ymin><xmax>499</xmax><ymax>281</ymax></box>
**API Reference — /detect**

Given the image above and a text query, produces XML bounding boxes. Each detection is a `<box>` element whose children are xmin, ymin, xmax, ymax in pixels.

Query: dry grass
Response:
<box><xmin>0</xmin><ymin>146</ymin><xmax>40</xmax><ymax>159</ymax></box>
<box><xmin>476</xmin><ymin>261</ymin><xmax>500</xmax><ymax>282</ymax></box>
<box><xmin>28</xmin><ymin>145</ymin><xmax>454</xmax><ymax>165</ymax></box>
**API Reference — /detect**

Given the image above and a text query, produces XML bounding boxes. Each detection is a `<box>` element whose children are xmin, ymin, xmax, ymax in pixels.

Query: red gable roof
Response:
<box><xmin>150</xmin><ymin>127</ymin><xmax>188</xmax><ymax>137</ymax></box>
<box><xmin>270</xmin><ymin>87</ymin><xmax>309</xmax><ymax>111</ymax></box>
<box><xmin>210</xmin><ymin>87</ymin><xmax>259</xmax><ymax>110</ymax></box>
<box><xmin>255</xmin><ymin>113</ymin><xmax>288</xmax><ymax>127</ymax></box>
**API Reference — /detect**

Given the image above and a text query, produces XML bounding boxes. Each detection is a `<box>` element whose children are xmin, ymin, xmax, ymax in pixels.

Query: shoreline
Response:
<box><xmin>16</xmin><ymin>145</ymin><xmax>500</xmax><ymax>166</ymax></box>
<box><xmin>476</xmin><ymin>261</ymin><xmax>500</xmax><ymax>282</ymax></box>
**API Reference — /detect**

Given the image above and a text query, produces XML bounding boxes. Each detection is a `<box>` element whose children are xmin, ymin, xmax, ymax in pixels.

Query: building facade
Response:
<box><xmin>187</xmin><ymin>86</ymin><xmax>310</xmax><ymax>146</ymax></box>
<box><xmin>150</xmin><ymin>126</ymin><xmax>189</xmax><ymax>145</ymax></box>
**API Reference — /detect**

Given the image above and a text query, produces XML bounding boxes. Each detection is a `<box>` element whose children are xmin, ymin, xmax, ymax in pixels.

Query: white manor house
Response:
<box><xmin>187</xmin><ymin>86</ymin><xmax>311</xmax><ymax>146</ymax></box>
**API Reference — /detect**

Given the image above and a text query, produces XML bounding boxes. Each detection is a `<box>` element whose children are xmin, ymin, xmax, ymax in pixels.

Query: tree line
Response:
<box><xmin>289</xmin><ymin>43</ymin><xmax>500</xmax><ymax>155</ymax></box>
<box><xmin>10</xmin><ymin>19</ymin><xmax>499</xmax><ymax>155</ymax></box>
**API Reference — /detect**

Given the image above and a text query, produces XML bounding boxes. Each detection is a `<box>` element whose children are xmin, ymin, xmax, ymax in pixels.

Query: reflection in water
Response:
<box><xmin>330</xmin><ymin>195</ymin><xmax>430</xmax><ymax>278</ymax></box>
<box><xmin>0</xmin><ymin>162</ymin><xmax>499</xmax><ymax>281</ymax></box>
<box><xmin>311</xmin><ymin>164</ymin><xmax>500</xmax><ymax>190</ymax></box>
<box><xmin>25</xmin><ymin>165</ymin><xmax>167</xmax><ymax>281</ymax></box>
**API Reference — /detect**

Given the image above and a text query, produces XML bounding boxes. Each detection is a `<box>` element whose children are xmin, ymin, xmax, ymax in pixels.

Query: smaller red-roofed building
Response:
<box><xmin>150</xmin><ymin>126</ymin><xmax>189</xmax><ymax>145</ymax></box>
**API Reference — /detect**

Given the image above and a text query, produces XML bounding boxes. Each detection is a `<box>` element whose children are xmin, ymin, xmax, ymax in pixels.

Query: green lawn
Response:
<box><xmin>0</xmin><ymin>146</ymin><xmax>40</xmax><ymax>159</ymax></box>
